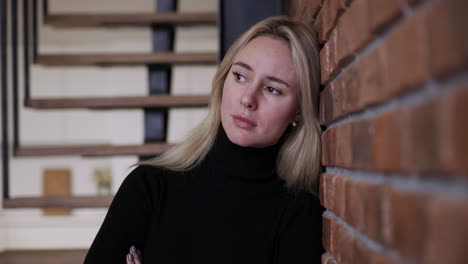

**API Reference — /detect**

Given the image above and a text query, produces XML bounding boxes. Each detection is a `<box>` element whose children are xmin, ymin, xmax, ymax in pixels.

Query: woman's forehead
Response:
<box><xmin>232</xmin><ymin>36</ymin><xmax>297</xmax><ymax>85</ymax></box>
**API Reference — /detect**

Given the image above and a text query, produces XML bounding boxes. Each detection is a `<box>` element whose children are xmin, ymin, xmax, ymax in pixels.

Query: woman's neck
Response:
<box><xmin>204</xmin><ymin>125</ymin><xmax>281</xmax><ymax>183</ymax></box>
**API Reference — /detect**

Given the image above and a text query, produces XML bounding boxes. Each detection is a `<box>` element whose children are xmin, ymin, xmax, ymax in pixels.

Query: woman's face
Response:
<box><xmin>220</xmin><ymin>36</ymin><xmax>299</xmax><ymax>148</ymax></box>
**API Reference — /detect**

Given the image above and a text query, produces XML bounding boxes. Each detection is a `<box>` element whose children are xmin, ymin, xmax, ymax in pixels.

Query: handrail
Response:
<box><xmin>1</xmin><ymin>0</ymin><xmax>9</xmax><ymax>199</ymax></box>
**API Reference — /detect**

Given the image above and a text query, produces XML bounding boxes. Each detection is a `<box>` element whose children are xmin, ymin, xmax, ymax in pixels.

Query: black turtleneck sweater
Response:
<box><xmin>84</xmin><ymin>127</ymin><xmax>324</xmax><ymax>263</ymax></box>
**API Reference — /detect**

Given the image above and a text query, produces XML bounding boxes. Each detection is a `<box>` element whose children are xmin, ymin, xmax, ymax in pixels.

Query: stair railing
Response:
<box><xmin>1</xmin><ymin>0</ymin><xmax>41</xmax><ymax>199</ymax></box>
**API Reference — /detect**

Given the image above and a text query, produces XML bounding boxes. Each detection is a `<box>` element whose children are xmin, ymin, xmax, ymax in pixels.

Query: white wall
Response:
<box><xmin>0</xmin><ymin>0</ymin><xmax>217</xmax><ymax>250</ymax></box>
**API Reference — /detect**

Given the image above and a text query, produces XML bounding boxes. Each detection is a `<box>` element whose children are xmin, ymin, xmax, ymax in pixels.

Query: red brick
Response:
<box><xmin>329</xmin><ymin>29</ymin><xmax>338</xmax><ymax>78</ymax></box>
<box><xmin>382</xmin><ymin>186</ymin><xmax>430</xmax><ymax>261</ymax></box>
<box><xmin>338</xmin><ymin>64</ymin><xmax>360</xmax><ymax>115</ymax></box>
<box><xmin>340</xmin><ymin>10</ymin><xmax>432</xmax><ymax>111</ymax></box>
<box><xmin>315</xmin><ymin>0</ymin><xmax>347</xmax><ymax>44</ymax></box>
<box><xmin>320</xmin><ymin>44</ymin><xmax>392</xmax><ymax>126</ymax></box>
<box><xmin>315</xmin><ymin>1</ymin><xmax>330</xmax><ymax>44</ymax></box>
<box><xmin>334</xmin><ymin>123</ymin><xmax>353</xmax><ymax>168</ymax></box>
<box><xmin>321</xmin><ymin>65</ymin><xmax>358</xmax><ymax>122</ymax></box>
<box><xmin>322</xmin><ymin>212</ymin><xmax>335</xmax><ymax>253</ymax></box>
<box><xmin>319</xmin><ymin>82</ymin><xmax>335</xmax><ymax>124</ymax></box>
<box><xmin>336</xmin><ymin>0</ymin><xmax>372</xmax><ymax>65</ymax></box>
<box><xmin>439</xmin><ymin>83</ymin><xmax>468</xmax><ymax>176</ymax></box>
<box><xmin>331</xmin><ymin>217</ymin><xmax>344</xmax><ymax>260</ymax></box>
<box><xmin>319</xmin><ymin>173</ymin><xmax>325</xmax><ymax>205</ymax></box>
<box><xmin>424</xmin><ymin>195</ymin><xmax>468</xmax><ymax>264</ymax></box>
<box><xmin>369</xmin><ymin>251</ymin><xmax>399</xmax><ymax>264</ymax></box>
<box><xmin>320</xmin><ymin>173</ymin><xmax>349</xmax><ymax>217</ymax></box>
<box><xmin>358</xmin><ymin>181</ymin><xmax>383</xmax><ymax>242</ymax></box>
<box><xmin>352</xmin><ymin>237</ymin><xmax>371</xmax><ymax>264</ymax></box>
<box><xmin>333</xmin><ymin>174</ymin><xmax>348</xmax><ymax>219</ymax></box>
<box><xmin>345</xmin><ymin>179</ymin><xmax>363</xmax><ymax>230</ymax></box>
<box><xmin>320</xmin><ymin>42</ymin><xmax>332</xmax><ymax>85</ymax></box>
<box><xmin>289</xmin><ymin>0</ymin><xmax>323</xmax><ymax>24</ymax></box>
<box><xmin>358</xmin><ymin>46</ymin><xmax>390</xmax><ymax>108</ymax></box>
<box><xmin>327</xmin><ymin>81</ymin><xmax>468</xmax><ymax>176</ymax></box>
<box><xmin>371</xmin><ymin>109</ymin><xmax>408</xmax><ymax>172</ymax></box>
<box><xmin>380</xmin><ymin>184</ymin><xmax>393</xmax><ymax>248</ymax></box>
<box><xmin>337</xmin><ymin>222</ymin><xmax>355</xmax><ymax>264</ymax></box>
<box><xmin>321</xmin><ymin>128</ymin><xmax>336</xmax><ymax>166</ymax></box>
<box><xmin>351</xmin><ymin>119</ymin><xmax>373</xmax><ymax>170</ymax></box>
<box><xmin>320</xmin><ymin>173</ymin><xmax>347</xmax><ymax>217</ymax></box>
<box><xmin>384</xmin><ymin>12</ymin><xmax>429</xmax><ymax>98</ymax></box>
<box><xmin>425</xmin><ymin>0</ymin><xmax>468</xmax><ymax>78</ymax></box>
<box><xmin>335</xmin><ymin>221</ymin><xmax>372</xmax><ymax>264</ymax></box>
<box><xmin>368</xmin><ymin>0</ymin><xmax>404</xmax><ymax>33</ymax></box>
<box><xmin>406</xmin><ymin>97</ymin><xmax>442</xmax><ymax>174</ymax></box>
<box><xmin>320</xmin><ymin>29</ymin><xmax>338</xmax><ymax>85</ymax></box>
<box><xmin>320</xmin><ymin>173</ymin><xmax>335</xmax><ymax>209</ymax></box>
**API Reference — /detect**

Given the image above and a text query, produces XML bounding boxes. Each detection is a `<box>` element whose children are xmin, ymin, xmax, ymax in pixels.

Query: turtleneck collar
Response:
<box><xmin>203</xmin><ymin>125</ymin><xmax>282</xmax><ymax>183</ymax></box>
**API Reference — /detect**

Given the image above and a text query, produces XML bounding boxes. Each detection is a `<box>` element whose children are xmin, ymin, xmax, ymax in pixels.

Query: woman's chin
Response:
<box><xmin>225</xmin><ymin>130</ymin><xmax>256</xmax><ymax>147</ymax></box>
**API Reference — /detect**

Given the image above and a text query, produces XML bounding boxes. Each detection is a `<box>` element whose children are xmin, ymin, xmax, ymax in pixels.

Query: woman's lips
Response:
<box><xmin>232</xmin><ymin>115</ymin><xmax>256</xmax><ymax>129</ymax></box>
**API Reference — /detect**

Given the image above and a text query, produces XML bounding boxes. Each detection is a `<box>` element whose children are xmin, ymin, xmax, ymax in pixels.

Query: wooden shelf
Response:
<box><xmin>0</xmin><ymin>249</ymin><xmax>87</xmax><ymax>264</ymax></box>
<box><xmin>26</xmin><ymin>94</ymin><xmax>210</xmax><ymax>109</ymax></box>
<box><xmin>45</xmin><ymin>12</ymin><xmax>217</xmax><ymax>27</ymax></box>
<box><xmin>36</xmin><ymin>52</ymin><xmax>218</xmax><ymax>66</ymax></box>
<box><xmin>3</xmin><ymin>196</ymin><xmax>113</xmax><ymax>209</ymax></box>
<box><xmin>14</xmin><ymin>143</ymin><xmax>174</xmax><ymax>157</ymax></box>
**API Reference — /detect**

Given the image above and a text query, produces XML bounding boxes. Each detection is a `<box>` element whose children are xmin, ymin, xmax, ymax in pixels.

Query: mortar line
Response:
<box><xmin>324</xmin><ymin>210</ymin><xmax>419</xmax><ymax>264</ymax></box>
<box><xmin>324</xmin><ymin>167</ymin><xmax>468</xmax><ymax>197</ymax></box>
<box><xmin>325</xmin><ymin>69</ymin><xmax>468</xmax><ymax>128</ymax></box>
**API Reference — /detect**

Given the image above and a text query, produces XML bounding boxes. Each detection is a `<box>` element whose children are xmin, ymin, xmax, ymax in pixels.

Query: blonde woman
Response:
<box><xmin>85</xmin><ymin>16</ymin><xmax>324</xmax><ymax>264</ymax></box>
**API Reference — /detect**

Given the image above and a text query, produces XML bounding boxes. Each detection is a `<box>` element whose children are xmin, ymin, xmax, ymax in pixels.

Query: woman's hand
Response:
<box><xmin>126</xmin><ymin>245</ymin><xmax>142</xmax><ymax>264</ymax></box>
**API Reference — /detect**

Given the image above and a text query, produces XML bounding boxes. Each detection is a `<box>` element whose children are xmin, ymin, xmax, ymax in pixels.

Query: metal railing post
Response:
<box><xmin>42</xmin><ymin>0</ymin><xmax>48</xmax><ymax>17</ymax></box>
<box><xmin>32</xmin><ymin>0</ymin><xmax>38</xmax><ymax>61</ymax></box>
<box><xmin>12</xmin><ymin>0</ymin><xmax>19</xmax><ymax>151</ymax></box>
<box><xmin>1</xmin><ymin>0</ymin><xmax>10</xmax><ymax>199</ymax></box>
<box><xmin>24</xmin><ymin>0</ymin><xmax>30</xmax><ymax>103</ymax></box>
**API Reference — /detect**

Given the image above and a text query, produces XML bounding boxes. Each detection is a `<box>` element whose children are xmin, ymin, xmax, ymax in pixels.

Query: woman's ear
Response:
<box><xmin>291</xmin><ymin>111</ymin><xmax>301</xmax><ymax>127</ymax></box>
<box><xmin>294</xmin><ymin>111</ymin><xmax>301</xmax><ymax>122</ymax></box>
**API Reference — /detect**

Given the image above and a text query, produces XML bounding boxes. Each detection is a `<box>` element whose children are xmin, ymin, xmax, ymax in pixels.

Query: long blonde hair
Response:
<box><xmin>140</xmin><ymin>16</ymin><xmax>321</xmax><ymax>194</ymax></box>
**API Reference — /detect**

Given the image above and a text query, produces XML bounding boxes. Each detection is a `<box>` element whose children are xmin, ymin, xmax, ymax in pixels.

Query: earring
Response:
<box><xmin>292</xmin><ymin>121</ymin><xmax>297</xmax><ymax>127</ymax></box>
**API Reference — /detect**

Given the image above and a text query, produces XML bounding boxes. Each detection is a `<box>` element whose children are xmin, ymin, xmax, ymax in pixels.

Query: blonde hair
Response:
<box><xmin>140</xmin><ymin>16</ymin><xmax>321</xmax><ymax>194</ymax></box>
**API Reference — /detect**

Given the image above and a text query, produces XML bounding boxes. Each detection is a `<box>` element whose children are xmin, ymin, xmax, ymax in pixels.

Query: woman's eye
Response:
<box><xmin>233</xmin><ymin>72</ymin><xmax>246</xmax><ymax>82</ymax></box>
<box><xmin>266</xmin><ymin>86</ymin><xmax>281</xmax><ymax>95</ymax></box>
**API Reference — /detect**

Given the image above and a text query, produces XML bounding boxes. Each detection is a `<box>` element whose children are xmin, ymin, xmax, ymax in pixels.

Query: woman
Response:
<box><xmin>84</xmin><ymin>16</ymin><xmax>323</xmax><ymax>264</ymax></box>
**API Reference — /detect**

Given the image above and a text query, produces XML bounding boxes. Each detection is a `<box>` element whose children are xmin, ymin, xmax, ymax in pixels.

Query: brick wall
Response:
<box><xmin>290</xmin><ymin>0</ymin><xmax>468</xmax><ymax>263</ymax></box>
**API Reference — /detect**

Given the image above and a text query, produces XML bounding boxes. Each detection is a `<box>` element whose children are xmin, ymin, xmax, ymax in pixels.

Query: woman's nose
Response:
<box><xmin>240</xmin><ymin>86</ymin><xmax>258</xmax><ymax>110</ymax></box>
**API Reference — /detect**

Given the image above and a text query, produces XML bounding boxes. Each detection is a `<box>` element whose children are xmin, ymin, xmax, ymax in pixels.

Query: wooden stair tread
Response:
<box><xmin>3</xmin><ymin>196</ymin><xmax>113</xmax><ymax>209</ymax></box>
<box><xmin>26</xmin><ymin>94</ymin><xmax>210</xmax><ymax>109</ymax></box>
<box><xmin>14</xmin><ymin>143</ymin><xmax>174</xmax><ymax>157</ymax></box>
<box><xmin>45</xmin><ymin>12</ymin><xmax>217</xmax><ymax>27</ymax></box>
<box><xmin>0</xmin><ymin>249</ymin><xmax>87</xmax><ymax>263</ymax></box>
<box><xmin>36</xmin><ymin>52</ymin><xmax>218</xmax><ymax>66</ymax></box>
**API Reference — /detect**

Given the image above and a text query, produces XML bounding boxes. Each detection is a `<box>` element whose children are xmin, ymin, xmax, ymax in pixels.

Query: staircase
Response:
<box><xmin>5</xmin><ymin>0</ymin><xmax>217</xmax><ymax>206</ymax></box>
<box><xmin>1</xmin><ymin>0</ymin><xmax>218</xmax><ymax>258</ymax></box>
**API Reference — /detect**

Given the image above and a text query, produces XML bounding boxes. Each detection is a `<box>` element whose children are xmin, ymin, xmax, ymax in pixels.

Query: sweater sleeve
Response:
<box><xmin>84</xmin><ymin>165</ymin><xmax>161</xmax><ymax>263</ymax></box>
<box><xmin>276</xmin><ymin>193</ymin><xmax>325</xmax><ymax>264</ymax></box>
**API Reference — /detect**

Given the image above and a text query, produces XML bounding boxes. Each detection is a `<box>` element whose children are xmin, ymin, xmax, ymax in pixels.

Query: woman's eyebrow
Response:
<box><xmin>233</xmin><ymin>61</ymin><xmax>253</xmax><ymax>71</ymax></box>
<box><xmin>233</xmin><ymin>61</ymin><xmax>291</xmax><ymax>88</ymax></box>
<box><xmin>267</xmin><ymin>76</ymin><xmax>290</xmax><ymax>88</ymax></box>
